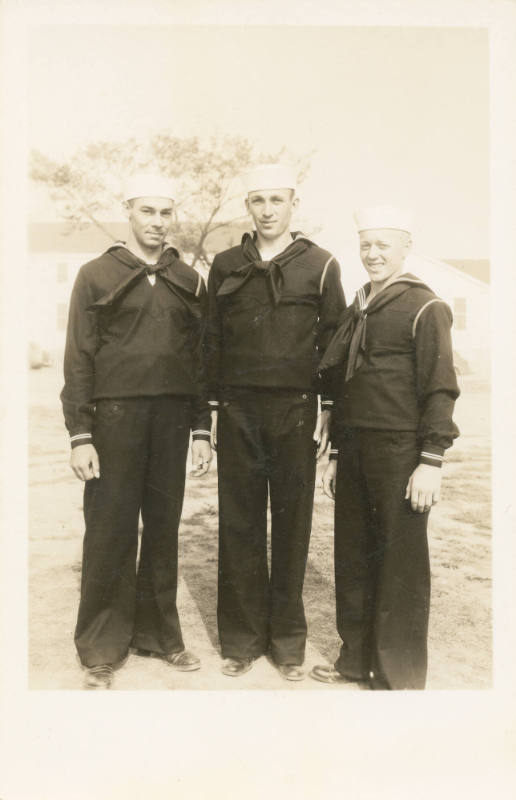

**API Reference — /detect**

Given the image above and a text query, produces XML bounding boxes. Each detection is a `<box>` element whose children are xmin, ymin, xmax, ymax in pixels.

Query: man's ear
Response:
<box><xmin>122</xmin><ymin>200</ymin><xmax>132</xmax><ymax>220</ymax></box>
<box><xmin>244</xmin><ymin>197</ymin><xmax>250</xmax><ymax>215</ymax></box>
<box><xmin>291</xmin><ymin>193</ymin><xmax>300</xmax><ymax>212</ymax></box>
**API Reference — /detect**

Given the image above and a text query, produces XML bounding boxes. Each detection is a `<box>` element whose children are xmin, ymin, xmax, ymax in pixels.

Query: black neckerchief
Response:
<box><xmin>216</xmin><ymin>232</ymin><xmax>312</xmax><ymax>306</ymax></box>
<box><xmin>88</xmin><ymin>243</ymin><xmax>201</xmax><ymax>316</ymax></box>
<box><xmin>319</xmin><ymin>274</ymin><xmax>434</xmax><ymax>382</ymax></box>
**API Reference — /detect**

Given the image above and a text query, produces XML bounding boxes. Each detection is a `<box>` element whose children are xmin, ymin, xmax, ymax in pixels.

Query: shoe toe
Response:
<box><xmin>221</xmin><ymin>658</ymin><xmax>253</xmax><ymax>677</ymax></box>
<box><xmin>309</xmin><ymin>664</ymin><xmax>346</xmax><ymax>684</ymax></box>
<box><xmin>277</xmin><ymin>664</ymin><xmax>305</xmax><ymax>681</ymax></box>
<box><xmin>165</xmin><ymin>650</ymin><xmax>201</xmax><ymax>671</ymax></box>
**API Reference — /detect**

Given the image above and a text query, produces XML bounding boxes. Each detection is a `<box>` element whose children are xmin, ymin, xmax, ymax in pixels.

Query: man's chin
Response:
<box><xmin>258</xmin><ymin>227</ymin><xmax>279</xmax><ymax>239</ymax></box>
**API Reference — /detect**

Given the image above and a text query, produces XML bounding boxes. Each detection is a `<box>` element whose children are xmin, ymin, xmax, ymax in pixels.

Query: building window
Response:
<box><xmin>57</xmin><ymin>262</ymin><xmax>68</xmax><ymax>283</ymax></box>
<box><xmin>57</xmin><ymin>303</ymin><xmax>68</xmax><ymax>331</ymax></box>
<box><xmin>453</xmin><ymin>297</ymin><xmax>467</xmax><ymax>330</ymax></box>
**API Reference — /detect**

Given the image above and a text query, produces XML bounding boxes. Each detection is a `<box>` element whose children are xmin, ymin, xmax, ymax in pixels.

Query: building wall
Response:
<box><xmin>29</xmin><ymin>253</ymin><xmax>86</xmax><ymax>351</ymax></box>
<box><xmin>408</xmin><ymin>254</ymin><xmax>490</xmax><ymax>377</ymax></box>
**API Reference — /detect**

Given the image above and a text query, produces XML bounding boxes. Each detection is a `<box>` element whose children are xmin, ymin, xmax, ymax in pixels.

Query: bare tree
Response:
<box><xmin>30</xmin><ymin>134</ymin><xmax>314</xmax><ymax>269</ymax></box>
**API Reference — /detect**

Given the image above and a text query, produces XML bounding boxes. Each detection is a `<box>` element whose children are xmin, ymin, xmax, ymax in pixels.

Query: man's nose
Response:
<box><xmin>262</xmin><ymin>202</ymin><xmax>274</xmax><ymax>217</ymax></box>
<box><xmin>368</xmin><ymin>244</ymin><xmax>380</xmax><ymax>259</ymax></box>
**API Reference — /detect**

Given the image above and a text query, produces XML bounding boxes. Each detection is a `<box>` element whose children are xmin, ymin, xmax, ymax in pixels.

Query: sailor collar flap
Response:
<box><xmin>319</xmin><ymin>274</ymin><xmax>434</xmax><ymax>382</ymax></box>
<box><xmin>89</xmin><ymin>243</ymin><xmax>202</xmax><ymax>314</ymax></box>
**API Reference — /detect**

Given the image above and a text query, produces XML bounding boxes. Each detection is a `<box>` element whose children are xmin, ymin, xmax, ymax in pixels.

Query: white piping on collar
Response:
<box><xmin>358</xmin><ymin>275</ymin><xmax>432</xmax><ymax>306</ymax></box>
<box><xmin>357</xmin><ymin>286</ymin><xmax>368</xmax><ymax>310</ymax></box>
<box><xmin>411</xmin><ymin>298</ymin><xmax>446</xmax><ymax>338</ymax></box>
<box><xmin>319</xmin><ymin>255</ymin><xmax>335</xmax><ymax>295</ymax></box>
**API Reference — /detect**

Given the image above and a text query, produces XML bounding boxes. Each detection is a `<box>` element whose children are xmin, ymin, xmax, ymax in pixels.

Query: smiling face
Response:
<box><xmin>125</xmin><ymin>196</ymin><xmax>174</xmax><ymax>252</ymax></box>
<box><xmin>359</xmin><ymin>228</ymin><xmax>412</xmax><ymax>287</ymax></box>
<box><xmin>245</xmin><ymin>188</ymin><xmax>298</xmax><ymax>241</ymax></box>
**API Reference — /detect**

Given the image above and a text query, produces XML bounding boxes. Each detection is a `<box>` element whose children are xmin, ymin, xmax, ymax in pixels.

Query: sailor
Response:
<box><xmin>206</xmin><ymin>163</ymin><xmax>345</xmax><ymax>680</ymax></box>
<box><xmin>310</xmin><ymin>206</ymin><xmax>459</xmax><ymax>690</ymax></box>
<box><xmin>62</xmin><ymin>173</ymin><xmax>212</xmax><ymax>689</ymax></box>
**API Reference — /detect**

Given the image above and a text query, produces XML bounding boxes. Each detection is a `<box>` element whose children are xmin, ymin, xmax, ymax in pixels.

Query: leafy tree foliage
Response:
<box><xmin>31</xmin><ymin>133</ymin><xmax>313</xmax><ymax>268</ymax></box>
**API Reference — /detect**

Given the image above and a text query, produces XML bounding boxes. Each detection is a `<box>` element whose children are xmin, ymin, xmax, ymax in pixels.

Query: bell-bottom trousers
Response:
<box><xmin>333</xmin><ymin>428</ymin><xmax>431</xmax><ymax>690</ymax></box>
<box><xmin>217</xmin><ymin>387</ymin><xmax>317</xmax><ymax>666</ymax></box>
<box><xmin>74</xmin><ymin>395</ymin><xmax>191</xmax><ymax>668</ymax></box>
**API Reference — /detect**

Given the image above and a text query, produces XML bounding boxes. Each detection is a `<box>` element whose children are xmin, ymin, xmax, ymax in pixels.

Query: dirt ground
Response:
<box><xmin>28</xmin><ymin>361</ymin><xmax>491</xmax><ymax>690</ymax></box>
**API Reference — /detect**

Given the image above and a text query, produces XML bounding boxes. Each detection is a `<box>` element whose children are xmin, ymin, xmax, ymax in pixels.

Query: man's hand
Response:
<box><xmin>190</xmin><ymin>439</ymin><xmax>213</xmax><ymax>477</ymax></box>
<box><xmin>405</xmin><ymin>464</ymin><xmax>442</xmax><ymax>513</ymax></box>
<box><xmin>313</xmin><ymin>409</ymin><xmax>332</xmax><ymax>460</ymax></box>
<box><xmin>322</xmin><ymin>459</ymin><xmax>337</xmax><ymax>500</ymax></box>
<box><xmin>70</xmin><ymin>444</ymin><xmax>100</xmax><ymax>481</ymax></box>
<box><xmin>210</xmin><ymin>410</ymin><xmax>218</xmax><ymax>451</ymax></box>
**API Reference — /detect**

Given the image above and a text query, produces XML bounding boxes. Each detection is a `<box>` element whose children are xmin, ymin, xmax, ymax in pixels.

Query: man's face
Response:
<box><xmin>245</xmin><ymin>188</ymin><xmax>298</xmax><ymax>241</ymax></box>
<box><xmin>358</xmin><ymin>229</ymin><xmax>411</xmax><ymax>284</ymax></box>
<box><xmin>126</xmin><ymin>197</ymin><xmax>174</xmax><ymax>250</ymax></box>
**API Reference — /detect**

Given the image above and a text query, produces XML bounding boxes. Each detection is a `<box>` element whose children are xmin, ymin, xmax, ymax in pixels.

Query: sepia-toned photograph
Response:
<box><xmin>25</xmin><ymin>21</ymin><xmax>492</xmax><ymax>693</ymax></box>
<box><xmin>4</xmin><ymin>1</ymin><xmax>516</xmax><ymax>799</ymax></box>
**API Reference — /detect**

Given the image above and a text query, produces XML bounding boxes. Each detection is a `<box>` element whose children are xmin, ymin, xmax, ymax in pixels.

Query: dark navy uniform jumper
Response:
<box><xmin>320</xmin><ymin>274</ymin><xmax>459</xmax><ymax>689</ymax></box>
<box><xmin>206</xmin><ymin>232</ymin><xmax>345</xmax><ymax>666</ymax></box>
<box><xmin>61</xmin><ymin>243</ymin><xmax>210</xmax><ymax>668</ymax></box>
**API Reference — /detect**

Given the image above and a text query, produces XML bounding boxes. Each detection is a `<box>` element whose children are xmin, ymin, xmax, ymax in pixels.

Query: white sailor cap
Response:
<box><xmin>353</xmin><ymin>206</ymin><xmax>414</xmax><ymax>234</ymax></box>
<box><xmin>123</xmin><ymin>172</ymin><xmax>175</xmax><ymax>202</ymax></box>
<box><xmin>242</xmin><ymin>163</ymin><xmax>297</xmax><ymax>193</ymax></box>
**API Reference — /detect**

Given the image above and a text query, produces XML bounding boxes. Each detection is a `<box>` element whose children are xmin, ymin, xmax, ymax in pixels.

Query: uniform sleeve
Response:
<box><xmin>204</xmin><ymin>255</ymin><xmax>224</xmax><ymax>411</ymax></box>
<box><xmin>60</xmin><ymin>268</ymin><xmax>99</xmax><ymax>448</ymax></box>
<box><xmin>316</xmin><ymin>256</ymin><xmax>346</xmax><ymax>410</ymax></box>
<box><xmin>191</xmin><ymin>277</ymin><xmax>211</xmax><ymax>441</ymax></box>
<box><xmin>414</xmin><ymin>300</ymin><xmax>460</xmax><ymax>467</ymax></box>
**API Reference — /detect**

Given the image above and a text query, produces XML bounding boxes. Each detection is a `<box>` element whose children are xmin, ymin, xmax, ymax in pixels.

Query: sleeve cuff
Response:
<box><xmin>208</xmin><ymin>400</ymin><xmax>219</xmax><ymax>410</ymax></box>
<box><xmin>329</xmin><ymin>448</ymin><xmax>339</xmax><ymax>461</ymax></box>
<box><xmin>419</xmin><ymin>445</ymin><xmax>445</xmax><ymax>467</ymax></box>
<box><xmin>192</xmin><ymin>429</ymin><xmax>211</xmax><ymax>442</ymax></box>
<box><xmin>321</xmin><ymin>398</ymin><xmax>334</xmax><ymax>411</ymax></box>
<box><xmin>70</xmin><ymin>432</ymin><xmax>93</xmax><ymax>449</ymax></box>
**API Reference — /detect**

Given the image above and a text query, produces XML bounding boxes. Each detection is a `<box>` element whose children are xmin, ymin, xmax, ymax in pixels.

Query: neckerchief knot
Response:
<box><xmin>216</xmin><ymin>234</ymin><xmax>310</xmax><ymax>306</ymax></box>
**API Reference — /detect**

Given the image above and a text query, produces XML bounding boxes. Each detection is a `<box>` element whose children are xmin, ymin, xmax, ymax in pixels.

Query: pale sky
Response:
<box><xmin>29</xmin><ymin>25</ymin><xmax>489</xmax><ymax>259</ymax></box>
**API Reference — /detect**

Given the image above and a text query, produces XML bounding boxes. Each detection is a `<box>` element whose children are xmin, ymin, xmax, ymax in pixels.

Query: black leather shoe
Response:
<box><xmin>309</xmin><ymin>664</ymin><xmax>364</xmax><ymax>685</ymax></box>
<box><xmin>84</xmin><ymin>664</ymin><xmax>114</xmax><ymax>690</ymax></box>
<box><xmin>134</xmin><ymin>648</ymin><xmax>201</xmax><ymax>672</ymax></box>
<box><xmin>277</xmin><ymin>664</ymin><xmax>305</xmax><ymax>681</ymax></box>
<box><xmin>163</xmin><ymin>650</ymin><xmax>200</xmax><ymax>671</ymax></box>
<box><xmin>221</xmin><ymin>657</ymin><xmax>253</xmax><ymax>677</ymax></box>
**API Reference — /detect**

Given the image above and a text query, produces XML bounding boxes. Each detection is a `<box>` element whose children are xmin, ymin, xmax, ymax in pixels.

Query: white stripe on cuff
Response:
<box><xmin>192</xmin><ymin>430</ymin><xmax>211</xmax><ymax>436</ymax></box>
<box><xmin>421</xmin><ymin>451</ymin><xmax>444</xmax><ymax>461</ymax></box>
<box><xmin>70</xmin><ymin>433</ymin><xmax>92</xmax><ymax>442</ymax></box>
